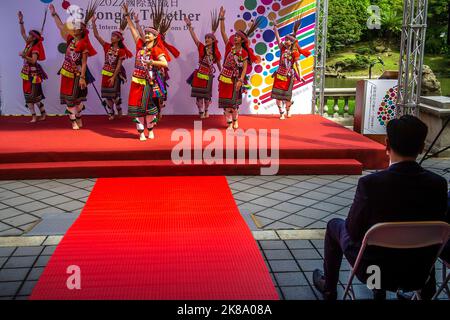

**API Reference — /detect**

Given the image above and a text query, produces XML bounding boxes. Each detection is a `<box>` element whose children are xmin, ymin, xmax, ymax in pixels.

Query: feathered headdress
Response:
<box><xmin>286</xmin><ymin>19</ymin><xmax>301</xmax><ymax>43</ymax></box>
<box><xmin>285</xmin><ymin>17</ymin><xmax>311</xmax><ymax>59</ymax></box>
<box><xmin>149</xmin><ymin>0</ymin><xmax>180</xmax><ymax>60</ymax></box>
<box><xmin>111</xmin><ymin>14</ymin><xmax>133</xmax><ymax>59</ymax></box>
<box><xmin>232</xmin><ymin>17</ymin><xmax>264</xmax><ymax>64</ymax></box>
<box><xmin>205</xmin><ymin>9</ymin><xmax>220</xmax><ymax>42</ymax></box>
<box><xmin>203</xmin><ymin>10</ymin><xmax>222</xmax><ymax>61</ymax></box>
<box><xmin>235</xmin><ymin>16</ymin><xmax>263</xmax><ymax>41</ymax></box>
<box><xmin>119</xmin><ymin>13</ymin><xmax>129</xmax><ymax>32</ymax></box>
<box><xmin>84</xmin><ymin>0</ymin><xmax>99</xmax><ymax>26</ymax></box>
<box><xmin>70</xmin><ymin>0</ymin><xmax>98</xmax><ymax>56</ymax></box>
<box><xmin>27</xmin><ymin>8</ymin><xmax>48</xmax><ymax>61</ymax></box>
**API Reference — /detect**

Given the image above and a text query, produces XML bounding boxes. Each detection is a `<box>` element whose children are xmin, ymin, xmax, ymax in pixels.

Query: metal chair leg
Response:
<box><xmin>343</xmin><ymin>272</ymin><xmax>356</xmax><ymax>300</ymax></box>
<box><xmin>349</xmin><ymin>285</ymin><xmax>356</xmax><ymax>300</ymax></box>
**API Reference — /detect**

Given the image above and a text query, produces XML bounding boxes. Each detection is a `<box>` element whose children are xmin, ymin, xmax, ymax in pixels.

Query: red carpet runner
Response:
<box><xmin>30</xmin><ymin>177</ymin><xmax>278</xmax><ymax>300</ymax></box>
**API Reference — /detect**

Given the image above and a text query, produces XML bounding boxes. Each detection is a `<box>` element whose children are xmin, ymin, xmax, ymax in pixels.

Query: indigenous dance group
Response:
<box><xmin>18</xmin><ymin>2</ymin><xmax>311</xmax><ymax>141</ymax></box>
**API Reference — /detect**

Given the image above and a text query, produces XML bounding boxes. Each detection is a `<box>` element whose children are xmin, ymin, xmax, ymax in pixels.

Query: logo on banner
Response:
<box><xmin>377</xmin><ymin>86</ymin><xmax>398</xmax><ymax>127</ymax></box>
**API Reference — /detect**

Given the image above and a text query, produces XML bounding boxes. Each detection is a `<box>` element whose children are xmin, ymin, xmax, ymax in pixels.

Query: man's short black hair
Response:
<box><xmin>387</xmin><ymin>115</ymin><xmax>428</xmax><ymax>157</ymax></box>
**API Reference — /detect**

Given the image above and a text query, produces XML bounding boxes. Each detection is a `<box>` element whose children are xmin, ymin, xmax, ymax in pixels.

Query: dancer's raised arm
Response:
<box><xmin>48</xmin><ymin>4</ymin><xmax>67</xmax><ymax>38</ymax></box>
<box><xmin>18</xmin><ymin>11</ymin><xmax>27</xmax><ymax>41</ymax></box>
<box><xmin>133</xmin><ymin>13</ymin><xmax>145</xmax><ymax>40</ymax></box>
<box><xmin>91</xmin><ymin>15</ymin><xmax>106</xmax><ymax>46</ymax></box>
<box><xmin>273</xmin><ymin>23</ymin><xmax>282</xmax><ymax>47</ymax></box>
<box><xmin>219</xmin><ymin>6</ymin><xmax>228</xmax><ymax>45</ymax></box>
<box><xmin>122</xmin><ymin>3</ymin><xmax>139</xmax><ymax>43</ymax></box>
<box><xmin>184</xmin><ymin>17</ymin><xmax>200</xmax><ymax>47</ymax></box>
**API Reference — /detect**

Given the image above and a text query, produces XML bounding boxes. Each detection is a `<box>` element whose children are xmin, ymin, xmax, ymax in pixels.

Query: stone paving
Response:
<box><xmin>0</xmin><ymin>158</ymin><xmax>449</xmax><ymax>300</ymax></box>
<box><xmin>0</xmin><ymin>179</ymin><xmax>95</xmax><ymax>237</ymax></box>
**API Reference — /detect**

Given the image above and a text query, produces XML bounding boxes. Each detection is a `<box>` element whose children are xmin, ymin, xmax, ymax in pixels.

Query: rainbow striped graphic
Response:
<box><xmin>234</xmin><ymin>0</ymin><xmax>316</xmax><ymax>112</ymax></box>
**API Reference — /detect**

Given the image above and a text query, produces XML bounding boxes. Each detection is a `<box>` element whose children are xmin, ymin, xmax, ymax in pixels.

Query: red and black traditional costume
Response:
<box><xmin>218</xmin><ymin>33</ymin><xmax>259</xmax><ymax>109</ymax></box>
<box><xmin>21</xmin><ymin>31</ymin><xmax>47</xmax><ymax>104</ymax></box>
<box><xmin>100</xmin><ymin>31</ymin><xmax>132</xmax><ymax>100</ymax></box>
<box><xmin>189</xmin><ymin>39</ymin><xmax>221</xmax><ymax>100</ymax></box>
<box><xmin>271</xmin><ymin>35</ymin><xmax>311</xmax><ymax>102</ymax></box>
<box><xmin>59</xmin><ymin>32</ymin><xmax>97</xmax><ymax>108</ymax></box>
<box><xmin>128</xmin><ymin>33</ymin><xmax>170</xmax><ymax>118</ymax></box>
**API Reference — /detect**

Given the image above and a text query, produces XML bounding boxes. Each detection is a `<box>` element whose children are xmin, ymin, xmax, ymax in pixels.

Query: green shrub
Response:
<box><xmin>342</xmin><ymin>54</ymin><xmax>371</xmax><ymax>71</ymax></box>
<box><xmin>355</xmin><ymin>47</ymin><xmax>372</xmax><ymax>55</ymax></box>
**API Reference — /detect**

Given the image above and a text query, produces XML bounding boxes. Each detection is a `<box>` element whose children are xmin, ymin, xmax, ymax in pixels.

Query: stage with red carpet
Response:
<box><xmin>30</xmin><ymin>176</ymin><xmax>279</xmax><ymax>300</ymax></box>
<box><xmin>0</xmin><ymin>115</ymin><xmax>388</xmax><ymax>179</ymax></box>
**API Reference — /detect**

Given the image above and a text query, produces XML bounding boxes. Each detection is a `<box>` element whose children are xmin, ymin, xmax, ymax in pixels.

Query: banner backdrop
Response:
<box><xmin>0</xmin><ymin>0</ymin><xmax>315</xmax><ymax>115</ymax></box>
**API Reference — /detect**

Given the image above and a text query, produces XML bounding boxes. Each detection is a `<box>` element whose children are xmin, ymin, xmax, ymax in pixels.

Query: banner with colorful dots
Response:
<box><xmin>0</xmin><ymin>0</ymin><xmax>315</xmax><ymax>115</ymax></box>
<box><xmin>237</xmin><ymin>0</ymin><xmax>316</xmax><ymax>114</ymax></box>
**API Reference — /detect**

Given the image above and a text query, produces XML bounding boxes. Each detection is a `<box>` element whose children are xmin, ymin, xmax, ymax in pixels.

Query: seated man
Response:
<box><xmin>313</xmin><ymin>115</ymin><xmax>448</xmax><ymax>300</ymax></box>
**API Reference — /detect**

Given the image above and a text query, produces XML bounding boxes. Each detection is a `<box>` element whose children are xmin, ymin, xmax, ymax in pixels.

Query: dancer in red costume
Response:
<box><xmin>92</xmin><ymin>15</ymin><xmax>133</xmax><ymax>120</ymax></box>
<box><xmin>184</xmin><ymin>11</ymin><xmax>222</xmax><ymax>119</ymax></box>
<box><xmin>49</xmin><ymin>3</ymin><xmax>97</xmax><ymax>130</ymax></box>
<box><xmin>272</xmin><ymin>20</ymin><xmax>311</xmax><ymax>119</ymax></box>
<box><xmin>122</xmin><ymin>3</ymin><xmax>179</xmax><ymax>141</ymax></box>
<box><xmin>17</xmin><ymin>11</ymin><xmax>48</xmax><ymax>123</ymax></box>
<box><xmin>218</xmin><ymin>7</ymin><xmax>262</xmax><ymax>130</ymax></box>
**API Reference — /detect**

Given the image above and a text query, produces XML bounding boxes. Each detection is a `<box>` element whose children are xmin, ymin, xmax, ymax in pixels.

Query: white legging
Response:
<box><xmin>106</xmin><ymin>98</ymin><xmax>122</xmax><ymax>114</ymax></box>
<box><xmin>135</xmin><ymin>115</ymin><xmax>157</xmax><ymax>133</ymax></box>
<box><xmin>27</xmin><ymin>102</ymin><xmax>46</xmax><ymax>116</ymax></box>
<box><xmin>224</xmin><ymin>108</ymin><xmax>239</xmax><ymax>124</ymax></box>
<box><xmin>196</xmin><ymin>98</ymin><xmax>211</xmax><ymax>115</ymax></box>
<box><xmin>277</xmin><ymin>100</ymin><xmax>292</xmax><ymax>114</ymax></box>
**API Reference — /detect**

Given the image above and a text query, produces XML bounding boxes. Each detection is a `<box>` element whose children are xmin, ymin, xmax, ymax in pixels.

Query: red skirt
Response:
<box><xmin>218</xmin><ymin>78</ymin><xmax>242</xmax><ymax>109</ymax></box>
<box><xmin>23</xmin><ymin>80</ymin><xmax>45</xmax><ymax>104</ymax></box>
<box><xmin>101</xmin><ymin>75</ymin><xmax>121</xmax><ymax>100</ymax></box>
<box><xmin>60</xmin><ymin>74</ymin><xmax>87</xmax><ymax>108</ymax></box>
<box><xmin>128</xmin><ymin>81</ymin><xmax>144</xmax><ymax>108</ymax></box>
<box><xmin>191</xmin><ymin>72</ymin><xmax>213</xmax><ymax>100</ymax></box>
<box><xmin>271</xmin><ymin>74</ymin><xmax>294</xmax><ymax>101</ymax></box>
<box><xmin>128</xmin><ymin>81</ymin><xmax>160</xmax><ymax>118</ymax></box>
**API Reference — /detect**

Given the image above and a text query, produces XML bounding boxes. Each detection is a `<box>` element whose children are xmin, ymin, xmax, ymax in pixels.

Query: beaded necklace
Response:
<box><xmin>106</xmin><ymin>45</ymin><xmax>120</xmax><ymax>67</ymax></box>
<box><xmin>22</xmin><ymin>44</ymin><xmax>32</xmax><ymax>65</ymax></box>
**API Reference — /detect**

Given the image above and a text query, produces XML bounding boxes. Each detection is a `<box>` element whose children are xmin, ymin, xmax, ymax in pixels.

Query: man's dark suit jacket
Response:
<box><xmin>346</xmin><ymin>161</ymin><xmax>448</xmax><ymax>243</ymax></box>
<box><xmin>344</xmin><ymin>161</ymin><xmax>448</xmax><ymax>290</ymax></box>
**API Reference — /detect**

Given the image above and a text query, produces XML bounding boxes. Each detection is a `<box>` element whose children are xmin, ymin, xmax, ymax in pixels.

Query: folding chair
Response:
<box><xmin>433</xmin><ymin>258</ymin><xmax>450</xmax><ymax>299</ymax></box>
<box><xmin>343</xmin><ymin>221</ymin><xmax>450</xmax><ymax>300</ymax></box>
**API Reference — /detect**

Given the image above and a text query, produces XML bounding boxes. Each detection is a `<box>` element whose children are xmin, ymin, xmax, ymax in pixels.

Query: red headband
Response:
<box><xmin>205</xmin><ymin>33</ymin><xmax>217</xmax><ymax>42</ymax></box>
<box><xmin>235</xmin><ymin>30</ymin><xmax>248</xmax><ymax>42</ymax></box>
<box><xmin>29</xmin><ymin>30</ymin><xmax>43</xmax><ymax>41</ymax></box>
<box><xmin>144</xmin><ymin>27</ymin><xmax>159</xmax><ymax>37</ymax></box>
<box><xmin>112</xmin><ymin>31</ymin><xmax>124</xmax><ymax>41</ymax></box>
<box><xmin>286</xmin><ymin>35</ymin><xmax>297</xmax><ymax>42</ymax></box>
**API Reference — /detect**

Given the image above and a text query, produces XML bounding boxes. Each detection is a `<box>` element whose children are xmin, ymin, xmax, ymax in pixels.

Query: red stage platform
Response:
<box><xmin>0</xmin><ymin>115</ymin><xmax>388</xmax><ymax>179</ymax></box>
